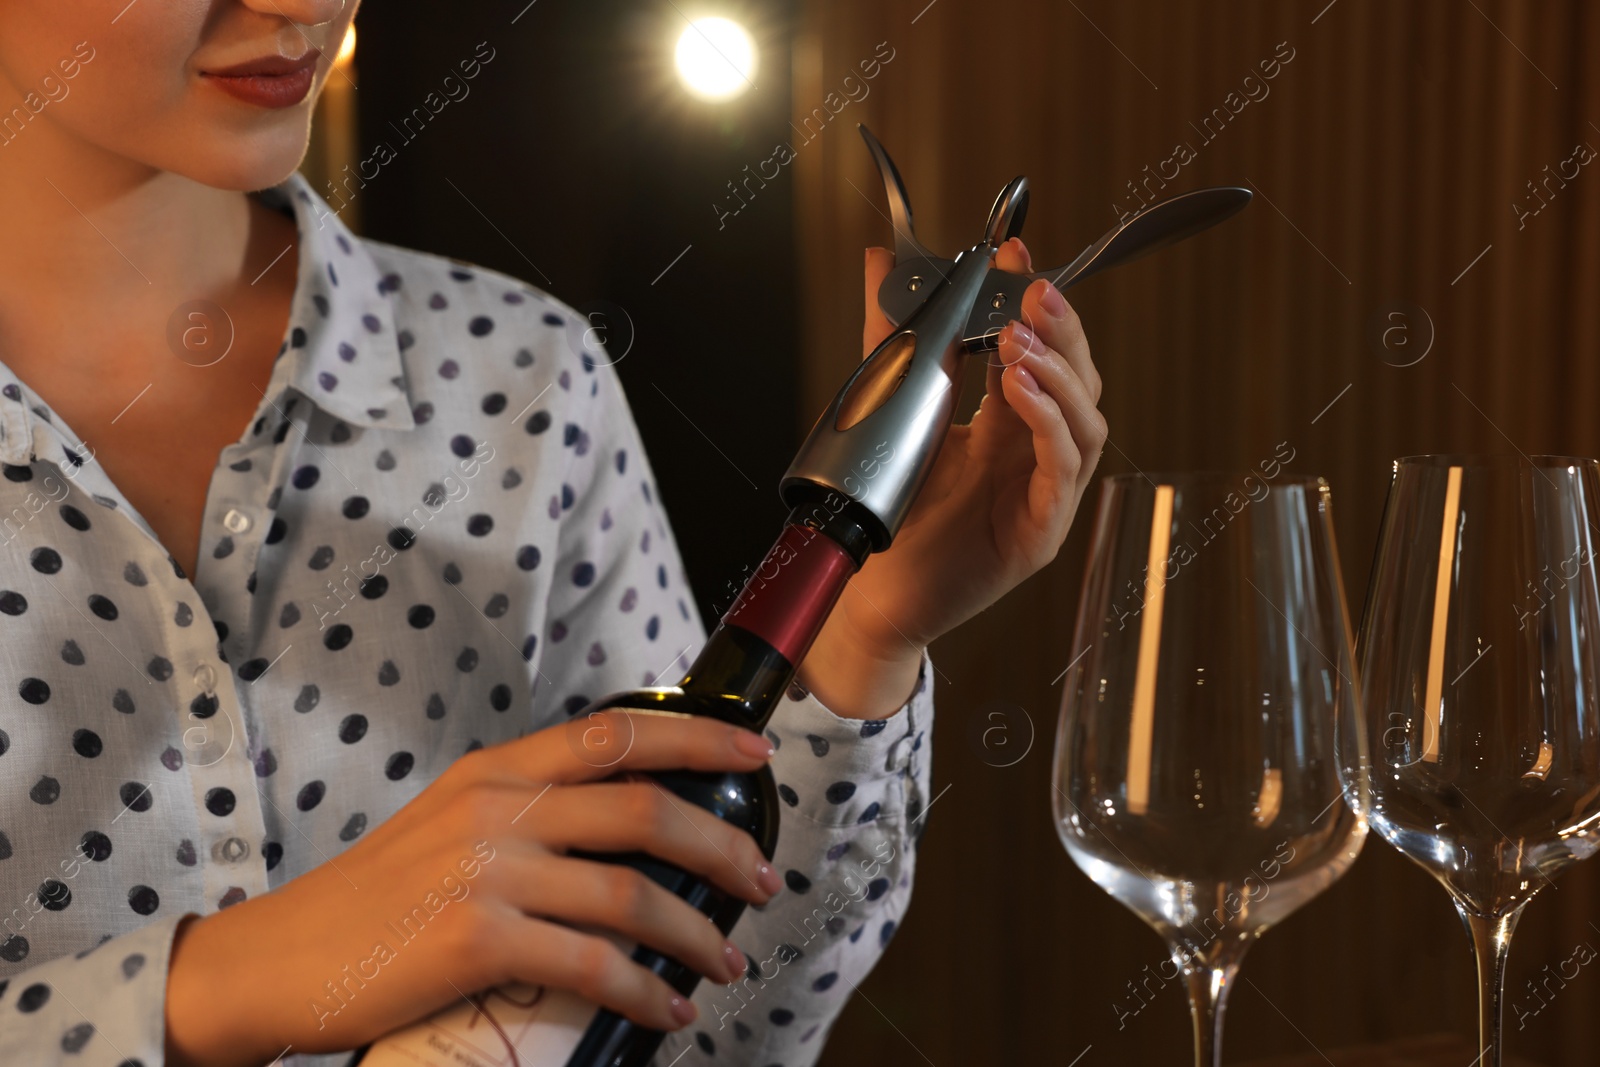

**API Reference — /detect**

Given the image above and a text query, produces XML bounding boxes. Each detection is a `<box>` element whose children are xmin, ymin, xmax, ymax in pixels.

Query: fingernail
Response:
<box><xmin>1039</xmin><ymin>283</ymin><xmax>1068</xmax><ymax>318</ymax></box>
<box><xmin>733</xmin><ymin>729</ymin><xmax>776</xmax><ymax>760</ymax></box>
<box><xmin>669</xmin><ymin>995</ymin><xmax>698</xmax><ymax>1026</ymax></box>
<box><xmin>1004</xmin><ymin>320</ymin><xmax>1039</xmax><ymax>358</ymax></box>
<box><xmin>1013</xmin><ymin>365</ymin><xmax>1041</xmax><ymax>394</ymax></box>
<box><xmin>722</xmin><ymin>940</ymin><xmax>746</xmax><ymax>982</ymax></box>
<box><xmin>757</xmin><ymin>862</ymin><xmax>783</xmax><ymax>896</ymax></box>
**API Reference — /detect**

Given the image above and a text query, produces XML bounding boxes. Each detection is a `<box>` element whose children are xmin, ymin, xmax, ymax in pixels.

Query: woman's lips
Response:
<box><xmin>202</xmin><ymin>51</ymin><xmax>321</xmax><ymax>109</ymax></box>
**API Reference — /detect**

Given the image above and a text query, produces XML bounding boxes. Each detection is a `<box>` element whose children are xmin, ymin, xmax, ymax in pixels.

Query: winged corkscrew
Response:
<box><xmin>857</xmin><ymin>123</ymin><xmax>1252</xmax><ymax>351</ymax></box>
<box><xmin>778</xmin><ymin>124</ymin><xmax>1252</xmax><ymax>551</ymax></box>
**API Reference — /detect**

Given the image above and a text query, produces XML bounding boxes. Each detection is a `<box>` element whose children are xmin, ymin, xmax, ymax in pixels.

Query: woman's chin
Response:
<box><xmin>168</xmin><ymin>127</ymin><xmax>313</xmax><ymax>193</ymax></box>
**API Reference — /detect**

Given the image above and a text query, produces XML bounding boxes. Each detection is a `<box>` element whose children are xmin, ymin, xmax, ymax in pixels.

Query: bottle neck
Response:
<box><xmin>677</xmin><ymin>496</ymin><xmax>874</xmax><ymax>731</ymax></box>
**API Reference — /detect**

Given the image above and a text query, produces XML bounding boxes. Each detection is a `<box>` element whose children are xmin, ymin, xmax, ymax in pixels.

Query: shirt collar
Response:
<box><xmin>259</xmin><ymin>173</ymin><xmax>417</xmax><ymax>432</ymax></box>
<box><xmin>0</xmin><ymin>173</ymin><xmax>415</xmax><ymax>466</ymax></box>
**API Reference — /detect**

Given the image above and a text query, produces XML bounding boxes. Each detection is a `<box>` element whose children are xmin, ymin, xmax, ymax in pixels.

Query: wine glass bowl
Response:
<box><xmin>1054</xmin><ymin>472</ymin><xmax>1368</xmax><ymax>1066</ymax></box>
<box><xmin>1353</xmin><ymin>454</ymin><xmax>1600</xmax><ymax>1064</ymax></box>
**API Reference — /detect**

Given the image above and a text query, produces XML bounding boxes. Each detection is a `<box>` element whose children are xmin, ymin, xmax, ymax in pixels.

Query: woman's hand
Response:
<box><xmin>798</xmin><ymin>238</ymin><xmax>1109</xmax><ymax>718</ymax></box>
<box><xmin>165</xmin><ymin>711</ymin><xmax>783</xmax><ymax>1066</ymax></box>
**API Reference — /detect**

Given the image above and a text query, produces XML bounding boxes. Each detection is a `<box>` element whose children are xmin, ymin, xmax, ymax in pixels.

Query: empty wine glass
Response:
<box><xmin>1054</xmin><ymin>472</ymin><xmax>1369</xmax><ymax>1067</ymax></box>
<box><xmin>1351</xmin><ymin>455</ymin><xmax>1600</xmax><ymax>1067</ymax></box>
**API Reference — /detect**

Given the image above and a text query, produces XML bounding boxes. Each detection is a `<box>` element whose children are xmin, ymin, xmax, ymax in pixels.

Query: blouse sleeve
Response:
<box><xmin>0</xmin><ymin>911</ymin><xmax>188</xmax><ymax>1066</ymax></box>
<box><xmin>528</xmin><ymin>362</ymin><xmax>706</xmax><ymax>722</ymax></box>
<box><xmin>532</xmin><ymin>356</ymin><xmax>937</xmax><ymax>1067</ymax></box>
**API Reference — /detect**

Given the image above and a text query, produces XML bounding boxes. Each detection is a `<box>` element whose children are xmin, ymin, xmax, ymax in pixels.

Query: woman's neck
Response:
<box><xmin>0</xmin><ymin>119</ymin><xmax>253</xmax><ymax>306</ymax></box>
<box><xmin>0</xmin><ymin>110</ymin><xmax>293</xmax><ymax>383</ymax></box>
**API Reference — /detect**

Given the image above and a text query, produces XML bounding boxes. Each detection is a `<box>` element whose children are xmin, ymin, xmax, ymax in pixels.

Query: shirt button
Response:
<box><xmin>222</xmin><ymin>508</ymin><xmax>252</xmax><ymax>534</ymax></box>
<box><xmin>193</xmin><ymin>664</ymin><xmax>217</xmax><ymax>692</ymax></box>
<box><xmin>213</xmin><ymin>837</ymin><xmax>251</xmax><ymax>863</ymax></box>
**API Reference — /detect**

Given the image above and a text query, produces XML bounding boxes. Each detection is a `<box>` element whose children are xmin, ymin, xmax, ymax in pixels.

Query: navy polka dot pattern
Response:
<box><xmin>0</xmin><ymin>174</ymin><xmax>935</xmax><ymax>1067</ymax></box>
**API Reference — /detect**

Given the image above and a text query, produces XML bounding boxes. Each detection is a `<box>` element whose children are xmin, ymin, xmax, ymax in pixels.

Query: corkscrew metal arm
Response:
<box><xmin>780</xmin><ymin>124</ymin><xmax>1252</xmax><ymax>552</ymax></box>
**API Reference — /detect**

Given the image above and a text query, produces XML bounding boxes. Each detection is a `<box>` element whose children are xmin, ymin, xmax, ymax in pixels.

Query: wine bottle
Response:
<box><xmin>352</xmin><ymin>491</ymin><xmax>875</xmax><ymax>1067</ymax></box>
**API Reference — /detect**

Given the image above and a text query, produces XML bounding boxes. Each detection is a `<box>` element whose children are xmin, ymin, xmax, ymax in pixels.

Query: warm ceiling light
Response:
<box><xmin>335</xmin><ymin>24</ymin><xmax>357</xmax><ymax>69</ymax></box>
<box><xmin>674</xmin><ymin>17</ymin><xmax>757</xmax><ymax>100</ymax></box>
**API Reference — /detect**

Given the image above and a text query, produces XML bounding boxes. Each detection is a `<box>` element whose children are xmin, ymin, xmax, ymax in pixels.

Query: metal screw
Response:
<box><xmin>991</xmin><ymin>292</ymin><xmax>1008</xmax><ymax>309</ymax></box>
<box><xmin>907</xmin><ymin>276</ymin><xmax>923</xmax><ymax>292</ymax></box>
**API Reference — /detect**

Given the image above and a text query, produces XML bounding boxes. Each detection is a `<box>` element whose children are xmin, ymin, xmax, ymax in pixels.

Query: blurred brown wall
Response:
<box><xmin>791</xmin><ymin>1</ymin><xmax>1600</xmax><ymax>1064</ymax></box>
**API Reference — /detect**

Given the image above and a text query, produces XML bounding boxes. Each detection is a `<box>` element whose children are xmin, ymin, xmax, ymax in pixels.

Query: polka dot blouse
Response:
<box><xmin>0</xmin><ymin>174</ymin><xmax>935</xmax><ymax>1067</ymax></box>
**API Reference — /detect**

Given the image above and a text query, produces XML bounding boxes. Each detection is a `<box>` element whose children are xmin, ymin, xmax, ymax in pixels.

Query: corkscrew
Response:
<box><xmin>780</xmin><ymin>123</ymin><xmax>1251</xmax><ymax>551</ymax></box>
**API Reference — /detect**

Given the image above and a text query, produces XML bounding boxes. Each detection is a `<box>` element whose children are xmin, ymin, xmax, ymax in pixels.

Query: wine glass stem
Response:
<box><xmin>1462</xmin><ymin>907</ymin><xmax>1524</xmax><ymax>1067</ymax></box>
<box><xmin>1179</xmin><ymin>955</ymin><xmax>1241</xmax><ymax>1067</ymax></box>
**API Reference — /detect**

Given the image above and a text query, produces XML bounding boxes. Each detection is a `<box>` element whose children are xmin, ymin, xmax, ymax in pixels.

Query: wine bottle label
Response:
<box><xmin>358</xmin><ymin>982</ymin><xmax>596</xmax><ymax>1067</ymax></box>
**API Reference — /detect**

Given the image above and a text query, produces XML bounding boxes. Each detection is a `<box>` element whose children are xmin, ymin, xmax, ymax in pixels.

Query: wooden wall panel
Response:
<box><xmin>791</xmin><ymin>2</ymin><xmax>1600</xmax><ymax>1063</ymax></box>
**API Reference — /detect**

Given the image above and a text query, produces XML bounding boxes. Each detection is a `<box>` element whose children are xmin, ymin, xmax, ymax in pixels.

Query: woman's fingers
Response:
<box><xmin>997</xmin><ymin>322</ymin><xmax>1108</xmax><ymax>540</ymax></box>
<box><xmin>998</xmin><ymin>235</ymin><xmax>1033</xmax><ymax>272</ymax></box>
<box><xmin>1001</xmin><ymin>319</ymin><xmax>1101</xmax><ymax>434</ymax></box>
<box><xmin>1019</xmin><ymin>276</ymin><xmax>1099</xmax><ymax>404</ymax></box>
<box><xmin>492</xmin><ymin>915</ymin><xmax>700</xmax><ymax>1033</ymax></box>
<box><xmin>513</xmin><ymin>708</ymin><xmax>775</xmax><ymax>785</ymax></box>
<box><xmin>533</xmin><ymin>781</ymin><xmax>782</xmax><ymax>905</ymax></box>
<box><xmin>495</xmin><ymin>852</ymin><xmax>747</xmax><ymax>989</ymax></box>
<box><xmin>992</xmin><ymin>272</ymin><xmax>1107</xmax><ymax>508</ymax></box>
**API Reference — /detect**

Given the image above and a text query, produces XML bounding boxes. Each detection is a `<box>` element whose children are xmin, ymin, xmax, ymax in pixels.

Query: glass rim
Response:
<box><xmin>1393</xmin><ymin>452</ymin><xmax>1600</xmax><ymax>469</ymax></box>
<box><xmin>1101</xmin><ymin>470</ymin><xmax>1328</xmax><ymax>487</ymax></box>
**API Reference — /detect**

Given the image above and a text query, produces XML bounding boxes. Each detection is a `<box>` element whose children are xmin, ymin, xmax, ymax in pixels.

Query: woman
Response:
<box><xmin>0</xmin><ymin>2</ymin><xmax>1106</xmax><ymax>1065</ymax></box>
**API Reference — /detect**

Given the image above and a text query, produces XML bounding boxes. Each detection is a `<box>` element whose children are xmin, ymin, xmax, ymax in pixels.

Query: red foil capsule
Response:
<box><xmin>722</xmin><ymin>522</ymin><xmax>859</xmax><ymax>663</ymax></box>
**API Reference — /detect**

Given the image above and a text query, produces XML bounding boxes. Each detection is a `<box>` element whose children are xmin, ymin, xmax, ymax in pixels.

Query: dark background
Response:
<box><xmin>332</xmin><ymin>1</ymin><xmax>1600</xmax><ymax>1064</ymax></box>
<box><xmin>356</xmin><ymin>0</ymin><xmax>805</xmax><ymax>629</ymax></box>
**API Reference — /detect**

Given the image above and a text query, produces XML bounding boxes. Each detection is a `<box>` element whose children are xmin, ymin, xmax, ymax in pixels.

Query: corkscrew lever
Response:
<box><xmin>779</xmin><ymin>125</ymin><xmax>1251</xmax><ymax>553</ymax></box>
<box><xmin>855</xmin><ymin>119</ymin><xmax>945</xmax><ymax>263</ymax></box>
